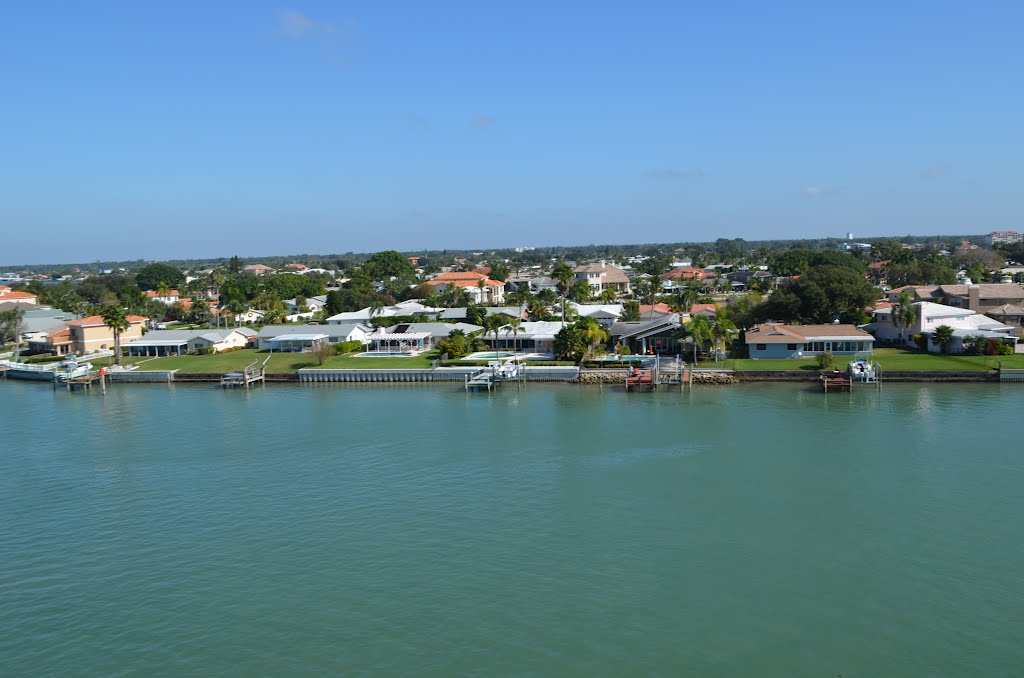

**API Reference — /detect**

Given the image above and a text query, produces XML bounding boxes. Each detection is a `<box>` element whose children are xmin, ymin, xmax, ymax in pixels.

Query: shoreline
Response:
<box><xmin>4</xmin><ymin>368</ymin><xmax>1009</xmax><ymax>385</ymax></box>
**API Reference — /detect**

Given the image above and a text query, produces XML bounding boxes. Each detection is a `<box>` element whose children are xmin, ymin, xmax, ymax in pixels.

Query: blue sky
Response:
<box><xmin>2</xmin><ymin>1</ymin><xmax>1022</xmax><ymax>263</ymax></box>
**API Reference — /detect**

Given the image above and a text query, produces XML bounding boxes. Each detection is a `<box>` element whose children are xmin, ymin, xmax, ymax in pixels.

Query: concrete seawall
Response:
<box><xmin>736</xmin><ymin>370</ymin><xmax>1000</xmax><ymax>382</ymax></box>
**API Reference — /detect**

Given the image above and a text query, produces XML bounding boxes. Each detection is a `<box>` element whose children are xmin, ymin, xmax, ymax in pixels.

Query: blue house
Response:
<box><xmin>745</xmin><ymin>323</ymin><xmax>874</xmax><ymax>359</ymax></box>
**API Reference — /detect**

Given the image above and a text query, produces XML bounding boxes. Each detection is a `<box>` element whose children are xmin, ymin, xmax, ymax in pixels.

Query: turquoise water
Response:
<box><xmin>2</xmin><ymin>381</ymin><xmax>1023</xmax><ymax>675</ymax></box>
<box><xmin>465</xmin><ymin>351</ymin><xmax>515</xmax><ymax>359</ymax></box>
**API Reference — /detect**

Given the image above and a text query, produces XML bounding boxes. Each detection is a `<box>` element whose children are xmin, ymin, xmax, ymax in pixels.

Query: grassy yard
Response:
<box><xmin>728</xmin><ymin>347</ymin><xmax>1024</xmax><ymax>372</ymax></box>
<box><xmin>90</xmin><ymin>348</ymin><xmax>442</xmax><ymax>373</ymax></box>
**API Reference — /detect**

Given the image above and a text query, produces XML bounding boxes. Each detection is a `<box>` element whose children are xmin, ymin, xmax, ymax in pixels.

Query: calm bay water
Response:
<box><xmin>1</xmin><ymin>381</ymin><xmax>1022</xmax><ymax>676</ymax></box>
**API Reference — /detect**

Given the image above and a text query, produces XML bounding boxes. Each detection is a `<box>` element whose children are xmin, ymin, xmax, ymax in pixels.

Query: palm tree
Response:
<box><xmin>577</xmin><ymin>316</ymin><xmax>609</xmax><ymax>358</ymax></box>
<box><xmin>891</xmin><ymin>291</ymin><xmax>917</xmax><ymax>346</ymax></box>
<box><xmin>504</xmin><ymin>317</ymin><xmax>522</xmax><ymax>356</ymax></box>
<box><xmin>477</xmin><ymin>278</ymin><xmax>488</xmax><ymax>306</ymax></box>
<box><xmin>932</xmin><ymin>324</ymin><xmax>955</xmax><ymax>353</ymax></box>
<box><xmin>683</xmin><ymin>314</ymin><xmax>712</xmax><ymax>364</ymax></box>
<box><xmin>100</xmin><ymin>304</ymin><xmax>130</xmax><ymax>366</ymax></box>
<box><xmin>568</xmin><ymin>279</ymin><xmax>592</xmax><ymax>303</ymax></box>
<box><xmin>1</xmin><ymin>307</ymin><xmax>26</xmax><ymax>362</ymax></box>
<box><xmin>599</xmin><ymin>288</ymin><xmax>617</xmax><ymax>304</ymax></box>
<box><xmin>709</xmin><ymin>310</ymin><xmax>738</xmax><ymax>363</ymax></box>
<box><xmin>482</xmin><ymin>313</ymin><xmax>505</xmax><ymax>351</ymax></box>
<box><xmin>369</xmin><ymin>299</ymin><xmax>386</xmax><ymax>324</ymax></box>
<box><xmin>551</xmin><ymin>262</ymin><xmax>574</xmax><ymax>298</ymax></box>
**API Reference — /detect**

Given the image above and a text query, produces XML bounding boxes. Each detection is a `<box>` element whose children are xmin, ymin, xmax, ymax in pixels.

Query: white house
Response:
<box><xmin>256</xmin><ymin>323</ymin><xmax>373</xmax><ymax>351</ymax></box>
<box><xmin>126</xmin><ymin>328</ymin><xmax>256</xmax><ymax>357</ymax></box>
<box><xmin>326</xmin><ymin>300</ymin><xmax>443</xmax><ymax>324</ymax></box>
<box><xmin>865</xmin><ymin>301</ymin><xmax>1018</xmax><ymax>353</ymax></box>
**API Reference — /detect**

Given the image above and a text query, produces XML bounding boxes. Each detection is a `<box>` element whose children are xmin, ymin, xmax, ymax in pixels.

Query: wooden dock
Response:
<box><xmin>820</xmin><ymin>371</ymin><xmax>851</xmax><ymax>392</ymax></box>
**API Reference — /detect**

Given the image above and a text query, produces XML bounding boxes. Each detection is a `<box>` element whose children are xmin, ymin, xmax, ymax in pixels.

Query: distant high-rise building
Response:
<box><xmin>987</xmin><ymin>231</ymin><xmax>1023</xmax><ymax>245</ymax></box>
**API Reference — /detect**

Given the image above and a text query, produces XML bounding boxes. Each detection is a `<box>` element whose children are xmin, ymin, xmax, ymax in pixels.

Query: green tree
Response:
<box><xmin>482</xmin><ymin>313</ymin><xmax>505</xmax><ymax>350</ymax></box>
<box><xmin>135</xmin><ymin>263</ymin><xmax>185</xmax><ymax>291</ymax></box>
<box><xmin>620</xmin><ymin>301</ymin><xmax>641</xmax><ymax>321</ymax></box>
<box><xmin>361</xmin><ymin>251</ymin><xmax>416</xmax><ymax>281</ymax></box>
<box><xmin>437</xmin><ymin>329</ymin><xmax>471</xmax><ymax>359</ymax></box>
<box><xmin>504</xmin><ymin>317</ymin><xmax>522</xmax><ymax>357</ymax></box>
<box><xmin>709</xmin><ymin>307</ymin><xmax>738</xmax><ymax>362</ymax></box>
<box><xmin>553</xmin><ymin>323</ymin><xmax>587</xmax><ymax>362</ymax></box>
<box><xmin>682</xmin><ymin>315</ymin><xmax>712</xmax><ymax>364</ymax></box>
<box><xmin>568</xmin><ymin>279</ymin><xmax>592</xmax><ymax>302</ymax></box>
<box><xmin>577</xmin><ymin>316</ymin><xmax>609</xmax><ymax>358</ymax></box>
<box><xmin>100</xmin><ymin>304</ymin><xmax>130</xmax><ymax>366</ymax></box>
<box><xmin>227</xmin><ymin>256</ymin><xmax>243</xmax><ymax>274</ymax></box>
<box><xmin>551</xmin><ymin>263</ymin><xmax>575</xmax><ymax>298</ymax></box>
<box><xmin>0</xmin><ymin>307</ymin><xmax>26</xmax><ymax>361</ymax></box>
<box><xmin>890</xmin><ymin>291</ymin><xmax>917</xmax><ymax>345</ymax></box>
<box><xmin>932</xmin><ymin>325</ymin><xmax>955</xmax><ymax>353</ymax></box>
<box><xmin>761</xmin><ymin>266</ymin><xmax>878</xmax><ymax>324</ymax></box>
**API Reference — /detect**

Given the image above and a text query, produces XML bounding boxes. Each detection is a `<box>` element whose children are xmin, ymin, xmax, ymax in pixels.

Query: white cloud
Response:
<box><xmin>802</xmin><ymin>186</ymin><xmax>825</xmax><ymax>198</ymax></box>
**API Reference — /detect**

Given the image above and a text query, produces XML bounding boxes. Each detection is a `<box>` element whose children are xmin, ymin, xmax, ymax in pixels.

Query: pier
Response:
<box><xmin>465</xmin><ymin>362</ymin><xmax>522</xmax><ymax>391</ymax></box>
<box><xmin>221</xmin><ymin>359</ymin><xmax>268</xmax><ymax>388</ymax></box>
<box><xmin>820</xmin><ymin>371</ymin><xmax>851</xmax><ymax>393</ymax></box>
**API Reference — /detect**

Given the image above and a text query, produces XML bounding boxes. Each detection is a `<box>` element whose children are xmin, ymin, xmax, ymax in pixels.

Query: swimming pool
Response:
<box><xmin>463</xmin><ymin>351</ymin><xmax>515</xmax><ymax>360</ymax></box>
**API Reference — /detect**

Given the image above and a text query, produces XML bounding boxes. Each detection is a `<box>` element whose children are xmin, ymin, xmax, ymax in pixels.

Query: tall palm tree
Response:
<box><xmin>891</xmin><ymin>291</ymin><xmax>917</xmax><ymax>346</ymax></box>
<box><xmin>551</xmin><ymin>262</ymin><xmax>574</xmax><ymax>297</ymax></box>
<box><xmin>932</xmin><ymin>324</ymin><xmax>955</xmax><ymax>353</ymax></box>
<box><xmin>477</xmin><ymin>278</ymin><xmax>488</xmax><ymax>306</ymax></box>
<box><xmin>100</xmin><ymin>304</ymin><xmax>130</xmax><ymax>366</ymax></box>
<box><xmin>504</xmin><ymin>316</ymin><xmax>522</xmax><ymax>356</ymax></box>
<box><xmin>1</xmin><ymin>307</ymin><xmax>26</xmax><ymax>362</ymax></box>
<box><xmin>599</xmin><ymin>288</ymin><xmax>617</xmax><ymax>304</ymax></box>
<box><xmin>482</xmin><ymin>313</ymin><xmax>504</xmax><ymax>351</ymax></box>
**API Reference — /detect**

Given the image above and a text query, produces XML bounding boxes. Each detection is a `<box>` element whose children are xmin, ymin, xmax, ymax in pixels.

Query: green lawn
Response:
<box><xmin>90</xmin><ymin>349</ymin><xmax>442</xmax><ymax>373</ymax></box>
<box><xmin>729</xmin><ymin>347</ymin><xmax>1024</xmax><ymax>372</ymax></box>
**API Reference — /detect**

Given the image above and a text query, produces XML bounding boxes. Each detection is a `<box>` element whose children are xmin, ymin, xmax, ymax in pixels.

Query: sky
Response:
<box><xmin>2</xmin><ymin>1</ymin><xmax>1022</xmax><ymax>264</ymax></box>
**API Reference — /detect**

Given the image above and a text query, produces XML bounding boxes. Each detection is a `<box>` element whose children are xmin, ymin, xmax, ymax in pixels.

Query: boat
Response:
<box><xmin>0</xmin><ymin>354</ymin><xmax>93</xmax><ymax>382</ymax></box>
<box><xmin>847</xmin><ymin>358</ymin><xmax>875</xmax><ymax>382</ymax></box>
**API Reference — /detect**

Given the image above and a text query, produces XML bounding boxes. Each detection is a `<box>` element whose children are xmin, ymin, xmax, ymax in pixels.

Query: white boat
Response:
<box><xmin>0</xmin><ymin>355</ymin><xmax>93</xmax><ymax>382</ymax></box>
<box><xmin>847</xmin><ymin>359</ymin><xmax>875</xmax><ymax>382</ymax></box>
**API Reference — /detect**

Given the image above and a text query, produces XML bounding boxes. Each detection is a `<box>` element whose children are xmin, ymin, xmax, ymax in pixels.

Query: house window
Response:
<box><xmin>787</xmin><ymin>344</ymin><xmax>797</xmax><ymax>350</ymax></box>
<box><xmin>756</xmin><ymin>344</ymin><xmax>766</xmax><ymax>351</ymax></box>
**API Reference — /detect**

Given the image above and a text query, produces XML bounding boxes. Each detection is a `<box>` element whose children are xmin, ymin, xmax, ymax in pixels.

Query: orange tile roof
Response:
<box><xmin>431</xmin><ymin>271</ymin><xmax>488</xmax><ymax>282</ymax></box>
<box><xmin>0</xmin><ymin>290</ymin><xmax>37</xmax><ymax>299</ymax></box>
<box><xmin>689</xmin><ymin>303</ymin><xmax>720</xmax><ymax>314</ymax></box>
<box><xmin>144</xmin><ymin>289</ymin><xmax>179</xmax><ymax>297</ymax></box>
<box><xmin>66</xmin><ymin>314</ymin><xmax>147</xmax><ymax>327</ymax></box>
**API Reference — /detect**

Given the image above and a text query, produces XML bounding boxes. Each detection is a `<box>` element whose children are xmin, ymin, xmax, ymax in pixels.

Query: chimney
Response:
<box><xmin>968</xmin><ymin>285</ymin><xmax>980</xmax><ymax>311</ymax></box>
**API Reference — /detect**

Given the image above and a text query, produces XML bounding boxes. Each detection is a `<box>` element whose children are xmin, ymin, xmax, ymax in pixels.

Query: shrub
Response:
<box><xmin>913</xmin><ymin>334</ymin><xmax>927</xmax><ymax>351</ymax></box>
<box><xmin>963</xmin><ymin>334</ymin><xmax>987</xmax><ymax>356</ymax></box>
<box><xmin>25</xmin><ymin>353</ymin><xmax>60</xmax><ymax>363</ymax></box>
<box><xmin>816</xmin><ymin>351</ymin><xmax>836</xmax><ymax>370</ymax></box>
<box><xmin>310</xmin><ymin>343</ymin><xmax>338</xmax><ymax>365</ymax></box>
<box><xmin>334</xmin><ymin>340</ymin><xmax>363</xmax><ymax>354</ymax></box>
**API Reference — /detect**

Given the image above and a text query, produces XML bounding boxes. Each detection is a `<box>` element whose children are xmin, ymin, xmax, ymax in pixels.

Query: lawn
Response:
<box><xmin>728</xmin><ymin>347</ymin><xmax>1024</xmax><ymax>372</ymax></box>
<box><xmin>90</xmin><ymin>349</ymin><xmax>442</xmax><ymax>373</ymax></box>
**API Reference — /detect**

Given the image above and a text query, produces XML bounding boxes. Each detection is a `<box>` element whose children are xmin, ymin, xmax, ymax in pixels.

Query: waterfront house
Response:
<box><xmin>24</xmin><ymin>325</ymin><xmax>74</xmax><ymax>356</ymax></box>
<box><xmin>381</xmin><ymin>322</ymin><xmax>482</xmax><ymax>348</ymax></box>
<box><xmin>126</xmin><ymin>328</ymin><xmax>255</xmax><ymax>357</ymax></box>
<box><xmin>477</xmin><ymin>321</ymin><xmax>568</xmax><ymax>354</ymax></box>
<box><xmin>611</xmin><ymin>317</ymin><xmax>682</xmax><ymax>355</ymax></box>
<box><xmin>256</xmin><ymin>323</ymin><xmax>373</xmax><ymax>351</ymax></box>
<box><xmin>888</xmin><ymin>283</ymin><xmax>1024</xmax><ymax>315</ymax></box>
<box><xmin>573</xmin><ymin>262</ymin><xmax>631</xmax><ymax>295</ymax></box>
<box><xmin>864</xmin><ymin>302</ymin><xmax>1018</xmax><ymax>353</ymax></box>
<box><xmin>745</xmin><ymin>323</ymin><xmax>874</xmax><ymax>359</ymax></box>
<box><xmin>65</xmin><ymin>315</ymin><xmax>147</xmax><ymax>354</ymax></box>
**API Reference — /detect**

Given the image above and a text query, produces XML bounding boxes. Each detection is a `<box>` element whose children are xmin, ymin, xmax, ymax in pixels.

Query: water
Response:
<box><xmin>2</xmin><ymin>381</ymin><xmax>1022</xmax><ymax>676</ymax></box>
